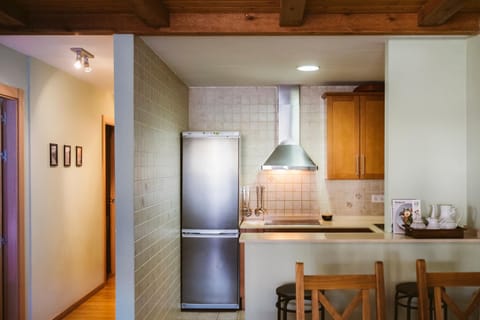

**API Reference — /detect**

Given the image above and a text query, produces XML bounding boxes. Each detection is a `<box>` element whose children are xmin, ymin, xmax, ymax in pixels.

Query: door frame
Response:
<box><xmin>102</xmin><ymin>115</ymin><xmax>115</xmax><ymax>281</ymax></box>
<box><xmin>0</xmin><ymin>83</ymin><xmax>25</xmax><ymax>320</ymax></box>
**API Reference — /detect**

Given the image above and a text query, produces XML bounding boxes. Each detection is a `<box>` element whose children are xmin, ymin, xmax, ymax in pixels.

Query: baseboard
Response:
<box><xmin>53</xmin><ymin>281</ymin><xmax>106</xmax><ymax>320</ymax></box>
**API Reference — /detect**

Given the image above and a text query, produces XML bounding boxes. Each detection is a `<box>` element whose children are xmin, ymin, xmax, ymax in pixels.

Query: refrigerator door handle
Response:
<box><xmin>182</xmin><ymin>229</ymin><xmax>239</xmax><ymax>238</ymax></box>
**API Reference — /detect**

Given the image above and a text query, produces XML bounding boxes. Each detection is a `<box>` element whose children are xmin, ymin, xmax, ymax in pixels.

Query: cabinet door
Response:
<box><xmin>360</xmin><ymin>94</ymin><xmax>384</xmax><ymax>179</ymax></box>
<box><xmin>326</xmin><ymin>95</ymin><xmax>360</xmax><ymax>179</ymax></box>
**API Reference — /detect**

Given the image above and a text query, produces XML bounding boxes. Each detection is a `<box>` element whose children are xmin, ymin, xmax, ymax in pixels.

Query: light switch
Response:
<box><xmin>371</xmin><ymin>194</ymin><xmax>384</xmax><ymax>203</ymax></box>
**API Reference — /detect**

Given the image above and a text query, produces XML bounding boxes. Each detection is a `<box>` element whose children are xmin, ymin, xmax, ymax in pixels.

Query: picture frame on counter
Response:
<box><xmin>392</xmin><ymin>199</ymin><xmax>421</xmax><ymax>234</ymax></box>
<box><xmin>64</xmin><ymin>145</ymin><xmax>71</xmax><ymax>167</ymax></box>
<box><xmin>49</xmin><ymin>143</ymin><xmax>58</xmax><ymax>167</ymax></box>
<box><xmin>75</xmin><ymin>146</ymin><xmax>83</xmax><ymax>167</ymax></box>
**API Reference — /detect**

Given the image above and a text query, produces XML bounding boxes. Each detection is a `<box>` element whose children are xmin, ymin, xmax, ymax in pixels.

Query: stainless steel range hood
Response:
<box><xmin>262</xmin><ymin>85</ymin><xmax>318</xmax><ymax>171</ymax></box>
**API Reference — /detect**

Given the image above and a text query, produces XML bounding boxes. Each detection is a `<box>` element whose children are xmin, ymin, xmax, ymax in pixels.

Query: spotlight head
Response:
<box><xmin>74</xmin><ymin>54</ymin><xmax>82</xmax><ymax>69</ymax></box>
<box><xmin>83</xmin><ymin>56</ymin><xmax>92</xmax><ymax>73</ymax></box>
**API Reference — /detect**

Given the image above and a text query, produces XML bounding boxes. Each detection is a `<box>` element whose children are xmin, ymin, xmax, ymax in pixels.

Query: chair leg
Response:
<box><xmin>406</xmin><ymin>296</ymin><xmax>413</xmax><ymax>320</ymax></box>
<box><xmin>282</xmin><ymin>298</ymin><xmax>289</xmax><ymax>320</ymax></box>
<box><xmin>276</xmin><ymin>296</ymin><xmax>281</xmax><ymax>320</ymax></box>
<box><xmin>394</xmin><ymin>292</ymin><xmax>399</xmax><ymax>320</ymax></box>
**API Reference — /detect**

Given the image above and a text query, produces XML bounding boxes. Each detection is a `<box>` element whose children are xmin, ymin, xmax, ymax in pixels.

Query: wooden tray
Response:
<box><xmin>405</xmin><ymin>226</ymin><xmax>464</xmax><ymax>239</ymax></box>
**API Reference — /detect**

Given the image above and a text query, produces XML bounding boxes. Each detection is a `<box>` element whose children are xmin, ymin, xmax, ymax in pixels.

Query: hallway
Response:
<box><xmin>63</xmin><ymin>278</ymin><xmax>115</xmax><ymax>319</ymax></box>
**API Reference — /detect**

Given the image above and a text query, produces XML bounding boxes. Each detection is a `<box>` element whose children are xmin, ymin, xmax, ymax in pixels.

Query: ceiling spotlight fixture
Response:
<box><xmin>70</xmin><ymin>47</ymin><xmax>94</xmax><ymax>73</ymax></box>
<box><xmin>296</xmin><ymin>65</ymin><xmax>319</xmax><ymax>72</ymax></box>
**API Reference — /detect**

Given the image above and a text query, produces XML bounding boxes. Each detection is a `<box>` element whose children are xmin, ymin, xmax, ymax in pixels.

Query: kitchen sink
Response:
<box><xmin>374</xmin><ymin>223</ymin><xmax>385</xmax><ymax>231</ymax></box>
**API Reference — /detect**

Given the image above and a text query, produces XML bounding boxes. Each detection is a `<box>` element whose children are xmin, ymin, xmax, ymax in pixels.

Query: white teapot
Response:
<box><xmin>438</xmin><ymin>204</ymin><xmax>459</xmax><ymax>229</ymax></box>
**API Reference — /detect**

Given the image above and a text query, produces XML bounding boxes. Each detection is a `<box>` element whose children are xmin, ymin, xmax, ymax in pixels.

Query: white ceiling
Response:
<box><xmin>0</xmin><ymin>35</ymin><xmax>114</xmax><ymax>91</ymax></box>
<box><xmin>0</xmin><ymin>35</ymin><xmax>388</xmax><ymax>90</ymax></box>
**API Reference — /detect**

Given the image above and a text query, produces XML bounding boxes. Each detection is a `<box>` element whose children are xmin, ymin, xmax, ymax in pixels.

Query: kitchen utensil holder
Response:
<box><xmin>241</xmin><ymin>186</ymin><xmax>251</xmax><ymax>217</ymax></box>
<box><xmin>255</xmin><ymin>185</ymin><xmax>266</xmax><ymax>216</ymax></box>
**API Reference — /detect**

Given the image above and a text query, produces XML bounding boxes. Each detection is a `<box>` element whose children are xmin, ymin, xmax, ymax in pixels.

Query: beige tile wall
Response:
<box><xmin>189</xmin><ymin>86</ymin><xmax>384</xmax><ymax>217</ymax></box>
<box><xmin>134</xmin><ymin>38</ymin><xmax>189</xmax><ymax>320</ymax></box>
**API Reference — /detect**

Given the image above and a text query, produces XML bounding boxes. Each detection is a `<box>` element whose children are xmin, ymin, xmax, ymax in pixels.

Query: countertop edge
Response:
<box><xmin>239</xmin><ymin>232</ymin><xmax>480</xmax><ymax>243</ymax></box>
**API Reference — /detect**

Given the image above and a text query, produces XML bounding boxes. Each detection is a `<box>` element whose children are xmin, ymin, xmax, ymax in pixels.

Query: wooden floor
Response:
<box><xmin>63</xmin><ymin>277</ymin><xmax>115</xmax><ymax>319</ymax></box>
<box><xmin>62</xmin><ymin>277</ymin><xmax>244</xmax><ymax>320</ymax></box>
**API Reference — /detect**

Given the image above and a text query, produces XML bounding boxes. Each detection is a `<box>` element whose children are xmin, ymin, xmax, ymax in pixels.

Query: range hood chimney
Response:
<box><xmin>261</xmin><ymin>85</ymin><xmax>318</xmax><ymax>171</ymax></box>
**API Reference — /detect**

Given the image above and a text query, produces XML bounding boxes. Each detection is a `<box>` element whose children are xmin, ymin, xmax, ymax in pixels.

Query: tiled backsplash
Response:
<box><xmin>189</xmin><ymin>86</ymin><xmax>384</xmax><ymax>217</ymax></box>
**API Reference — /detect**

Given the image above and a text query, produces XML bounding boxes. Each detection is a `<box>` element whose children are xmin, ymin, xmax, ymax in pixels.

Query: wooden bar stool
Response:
<box><xmin>275</xmin><ymin>283</ymin><xmax>325</xmax><ymax>320</ymax></box>
<box><xmin>394</xmin><ymin>282</ymin><xmax>447</xmax><ymax>320</ymax></box>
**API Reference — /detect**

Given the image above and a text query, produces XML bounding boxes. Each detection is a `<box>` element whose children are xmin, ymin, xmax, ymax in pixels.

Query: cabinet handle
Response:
<box><xmin>361</xmin><ymin>155</ymin><xmax>366</xmax><ymax>176</ymax></box>
<box><xmin>356</xmin><ymin>155</ymin><xmax>360</xmax><ymax>176</ymax></box>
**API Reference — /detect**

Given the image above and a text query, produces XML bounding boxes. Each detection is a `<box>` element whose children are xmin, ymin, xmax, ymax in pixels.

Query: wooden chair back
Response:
<box><xmin>295</xmin><ymin>261</ymin><xmax>385</xmax><ymax>320</ymax></box>
<box><xmin>416</xmin><ymin>258</ymin><xmax>480</xmax><ymax>320</ymax></box>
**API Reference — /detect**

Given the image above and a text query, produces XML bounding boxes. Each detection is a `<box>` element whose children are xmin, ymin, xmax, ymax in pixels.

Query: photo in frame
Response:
<box><xmin>49</xmin><ymin>143</ymin><xmax>58</xmax><ymax>167</ymax></box>
<box><xmin>64</xmin><ymin>145</ymin><xmax>71</xmax><ymax>167</ymax></box>
<box><xmin>76</xmin><ymin>146</ymin><xmax>83</xmax><ymax>167</ymax></box>
<box><xmin>392</xmin><ymin>199</ymin><xmax>421</xmax><ymax>234</ymax></box>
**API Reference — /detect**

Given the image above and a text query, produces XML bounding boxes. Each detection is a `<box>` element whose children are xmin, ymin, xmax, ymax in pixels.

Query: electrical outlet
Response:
<box><xmin>371</xmin><ymin>194</ymin><xmax>384</xmax><ymax>203</ymax></box>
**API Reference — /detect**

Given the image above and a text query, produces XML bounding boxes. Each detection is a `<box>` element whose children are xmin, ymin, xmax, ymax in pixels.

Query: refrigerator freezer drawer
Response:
<box><xmin>181</xmin><ymin>235</ymin><xmax>239</xmax><ymax>310</ymax></box>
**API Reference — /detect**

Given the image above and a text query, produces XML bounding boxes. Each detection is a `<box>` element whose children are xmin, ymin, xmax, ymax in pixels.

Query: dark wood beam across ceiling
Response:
<box><xmin>0</xmin><ymin>2</ymin><xmax>27</xmax><ymax>27</ymax></box>
<box><xmin>130</xmin><ymin>0</ymin><xmax>169</xmax><ymax>28</ymax></box>
<box><xmin>418</xmin><ymin>0</ymin><xmax>467</xmax><ymax>26</ymax></box>
<box><xmin>280</xmin><ymin>0</ymin><xmax>306</xmax><ymax>26</ymax></box>
<box><xmin>1</xmin><ymin>12</ymin><xmax>478</xmax><ymax>35</ymax></box>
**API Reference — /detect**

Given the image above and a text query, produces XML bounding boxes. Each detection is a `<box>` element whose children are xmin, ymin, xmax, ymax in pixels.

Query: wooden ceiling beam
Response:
<box><xmin>0</xmin><ymin>12</ymin><xmax>478</xmax><ymax>35</ymax></box>
<box><xmin>0</xmin><ymin>2</ymin><xmax>27</xmax><ymax>26</ymax></box>
<box><xmin>418</xmin><ymin>0</ymin><xmax>467</xmax><ymax>26</ymax></box>
<box><xmin>130</xmin><ymin>0</ymin><xmax>169</xmax><ymax>28</ymax></box>
<box><xmin>280</xmin><ymin>0</ymin><xmax>306</xmax><ymax>26</ymax></box>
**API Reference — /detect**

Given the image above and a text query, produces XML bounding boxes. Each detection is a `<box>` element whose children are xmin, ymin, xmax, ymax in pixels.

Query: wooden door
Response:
<box><xmin>326</xmin><ymin>95</ymin><xmax>360</xmax><ymax>179</ymax></box>
<box><xmin>0</xmin><ymin>97</ymin><xmax>4</xmax><ymax>320</ymax></box>
<box><xmin>106</xmin><ymin>124</ymin><xmax>115</xmax><ymax>276</ymax></box>
<box><xmin>0</xmin><ymin>92</ymin><xmax>21</xmax><ymax>320</ymax></box>
<box><xmin>103</xmin><ymin>116</ymin><xmax>115</xmax><ymax>279</ymax></box>
<box><xmin>360</xmin><ymin>94</ymin><xmax>384</xmax><ymax>179</ymax></box>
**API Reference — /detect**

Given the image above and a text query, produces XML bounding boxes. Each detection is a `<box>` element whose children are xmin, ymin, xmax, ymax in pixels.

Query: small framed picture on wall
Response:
<box><xmin>49</xmin><ymin>143</ymin><xmax>58</xmax><ymax>167</ymax></box>
<box><xmin>76</xmin><ymin>146</ymin><xmax>83</xmax><ymax>167</ymax></box>
<box><xmin>64</xmin><ymin>145</ymin><xmax>71</xmax><ymax>167</ymax></box>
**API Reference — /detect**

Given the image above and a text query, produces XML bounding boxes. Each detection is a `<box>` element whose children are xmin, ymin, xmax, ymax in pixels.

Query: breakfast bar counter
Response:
<box><xmin>240</xmin><ymin>216</ymin><xmax>480</xmax><ymax>319</ymax></box>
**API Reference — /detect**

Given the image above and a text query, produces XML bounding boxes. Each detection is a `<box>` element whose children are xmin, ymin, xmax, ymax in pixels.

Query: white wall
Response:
<box><xmin>29</xmin><ymin>58</ymin><xmax>114</xmax><ymax>319</ymax></box>
<box><xmin>0</xmin><ymin>44</ymin><xmax>28</xmax><ymax>90</ymax></box>
<box><xmin>466</xmin><ymin>35</ymin><xmax>480</xmax><ymax>229</ymax></box>
<box><xmin>385</xmin><ymin>39</ymin><xmax>467</xmax><ymax>231</ymax></box>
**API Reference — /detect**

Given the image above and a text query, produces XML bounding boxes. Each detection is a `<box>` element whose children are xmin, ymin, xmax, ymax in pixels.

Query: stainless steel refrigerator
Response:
<box><xmin>181</xmin><ymin>131</ymin><xmax>240</xmax><ymax>310</ymax></box>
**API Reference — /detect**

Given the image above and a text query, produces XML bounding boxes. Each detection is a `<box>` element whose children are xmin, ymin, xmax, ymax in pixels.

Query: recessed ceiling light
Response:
<box><xmin>296</xmin><ymin>65</ymin><xmax>319</xmax><ymax>72</ymax></box>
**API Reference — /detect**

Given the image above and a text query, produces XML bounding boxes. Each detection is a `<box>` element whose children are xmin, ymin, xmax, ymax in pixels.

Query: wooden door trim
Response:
<box><xmin>0</xmin><ymin>82</ymin><xmax>25</xmax><ymax>320</ymax></box>
<box><xmin>101</xmin><ymin>115</ymin><xmax>114</xmax><ymax>282</ymax></box>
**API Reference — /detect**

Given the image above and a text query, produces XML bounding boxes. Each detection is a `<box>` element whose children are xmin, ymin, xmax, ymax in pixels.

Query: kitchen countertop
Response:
<box><xmin>239</xmin><ymin>215</ymin><xmax>480</xmax><ymax>243</ymax></box>
<box><xmin>240</xmin><ymin>215</ymin><xmax>383</xmax><ymax>230</ymax></box>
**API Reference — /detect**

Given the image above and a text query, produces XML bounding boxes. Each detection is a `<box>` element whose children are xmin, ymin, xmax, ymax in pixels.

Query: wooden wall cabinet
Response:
<box><xmin>324</xmin><ymin>92</ymin><xmax>384</xmax><ymax>179</ymax></box>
